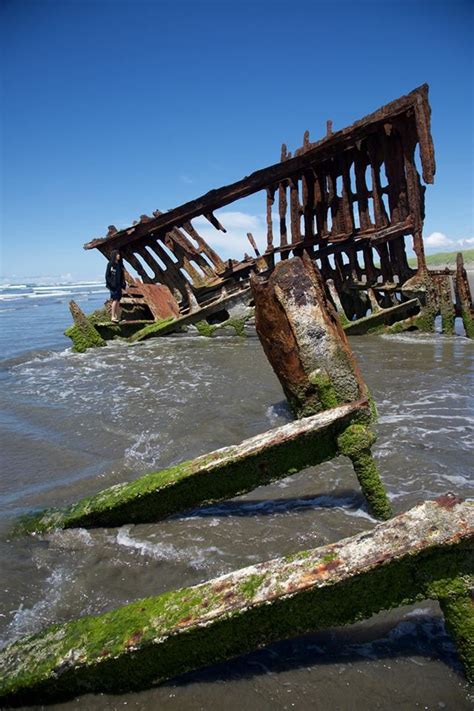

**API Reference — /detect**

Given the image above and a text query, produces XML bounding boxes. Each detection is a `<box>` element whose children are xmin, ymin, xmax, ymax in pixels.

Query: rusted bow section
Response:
<box><xmin>79</xmin><ymin>83</ymin><xmax>472</xmax><ymax>340</ymax></box>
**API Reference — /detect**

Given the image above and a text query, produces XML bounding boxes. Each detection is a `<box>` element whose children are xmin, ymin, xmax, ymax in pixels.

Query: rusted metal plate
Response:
<box><xmin>129</xmin><ymin>283</ymin><xmax>180</xmax><ymax>321</ymax></box>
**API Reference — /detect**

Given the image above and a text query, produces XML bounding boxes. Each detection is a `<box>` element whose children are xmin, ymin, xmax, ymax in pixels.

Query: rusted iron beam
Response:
<box><xmin>431</xmin><ymin>273</ymin><xmax>455</xmax><ymax>336</ymax></box>
<box><xmin>204</xmin><ymin>212</ymin><xmax>227</xmax><ymax>233</ymax></box>
<box><xmin>250</xmin><ymin>256</ymin><xmax>391</xmax><ymax>519</ymax></box>
<box><xmin>455</xmin><ymin>252</ymin><xmax>474</xmax><ymax>338</ymax></box>
<box><xmin>343</xmin><ymin>298</ymin><xmax>420</xmax><ymax>335</ymax></box>
<box><xmin>84</xmin><ymin>85</ymin><xmax>434</xmax><ymax>253</ymax></box>
<box><xmin>2</xmin><ymin>497</ymin><xmax>472</xmax><ymax>705</ymax></box>
<box><xmin>251</xmin><ymin>255</ymin><xmax>367</xmax><ymax>417</ymax></box>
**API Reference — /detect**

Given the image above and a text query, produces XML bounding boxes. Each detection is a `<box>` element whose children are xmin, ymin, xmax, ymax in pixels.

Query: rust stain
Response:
<box><xmin>436</xmin><ymin>494</ymin><xmax>463</xmax><ymax>509</ymax></box>
<box><xmin>126</xmin><ymin>631</ymin><xmax>144</xmax><ymax>647</ymax></box>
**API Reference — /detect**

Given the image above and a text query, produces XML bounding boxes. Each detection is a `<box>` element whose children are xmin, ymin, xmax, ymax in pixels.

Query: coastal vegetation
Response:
<box><xmin>407</xmin><ymin>248</ymin><xmax>474</xmax><ymax>269</ymax></box>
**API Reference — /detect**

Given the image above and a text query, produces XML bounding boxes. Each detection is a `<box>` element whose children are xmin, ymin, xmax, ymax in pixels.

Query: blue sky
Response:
<box><xmin>1</xmin><ymin>0</ymin><xmax>473</xmax><ymax>282</ymax></box>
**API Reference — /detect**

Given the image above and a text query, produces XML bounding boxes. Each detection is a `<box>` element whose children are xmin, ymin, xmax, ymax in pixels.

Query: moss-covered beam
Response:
<box><xmin>337</xmin><ymin>425</ymin><xmax>392</xmax><ymax>520</ymax></box>
<box><xmin>17</xmin><ymin>401</ymin><xmax>375</xmax><ymax>534</ymax></box>
<box><xmin>195</xmin><ymin>311</ymin><xmax>253</xmax><ymax>338</ymax></box>
<box><xmin>250</xmin><ymin>256</ymin><xmax>390</xmax><ymax>519</ymax></box>
<box><xmin>435</xmin><ymin>575</ymin><xmax>474</xmax><ymax>681</ymax></box>
<box><xmin>455</xmin><ymin>253</ymin><xmax>474</xmax><ymax>339</ymax></box>
<box><xmin>95</xmin><ymin>320</ymin><xmax>155</xmax><ymax>341</ymax></box>
<box><xmin>1</xmin><ymin>497</ymin><xmax>472</xmax><ymax>706</ymax></box>
<box><xmin>65</xmin><ymin>301</ymin><xmax>106</xmax><ymax>353</ymax></box>
<box><xmin>342</xmin><ymin>298</ymin><xmax>420</xmax><ymax>336</ymax></box>
<box><xmin>129</xmin><ymin>316</ymin><xmax>177</xmax><ymax>342</ymax></box>
<box><xmin>130</xmin><ymin>287</ymin><xmax>251</xmax><ymax>341</ymax></box>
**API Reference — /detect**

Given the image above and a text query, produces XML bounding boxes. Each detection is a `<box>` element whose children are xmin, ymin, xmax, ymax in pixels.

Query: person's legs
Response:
<box><xmin>111</xmin><ymin>299</ymin><xmax>119</xmax><ymax>322</ymax></box>
<box><xmin>110</xmin><ymin>289</ymin><xmax>122</xmax><ymax>322</ymax></box>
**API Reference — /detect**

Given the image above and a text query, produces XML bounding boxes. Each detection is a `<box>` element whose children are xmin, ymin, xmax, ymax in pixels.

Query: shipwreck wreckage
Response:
<box><xmin>66</xmin><ymin>83</ymin><xmax>473</xmax><ymax>350</ymax></box>
<box><xmin>0</xmin><ymin>86</ymin><xmax>472</xmax><ymax>705</ymax></box>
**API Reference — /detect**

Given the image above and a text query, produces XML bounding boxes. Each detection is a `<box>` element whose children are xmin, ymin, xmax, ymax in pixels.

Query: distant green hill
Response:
<box><xmin>407</xmin><ymin>248</ymin><xmax>474</xmax><ymax>269</ymax></box>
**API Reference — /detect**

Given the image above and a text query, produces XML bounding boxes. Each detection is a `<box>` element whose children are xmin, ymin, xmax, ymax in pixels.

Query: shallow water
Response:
<box><xmin>0</xmin><ymin>288</ymin><xmax>473</xmax><ymax>709</ymax></box>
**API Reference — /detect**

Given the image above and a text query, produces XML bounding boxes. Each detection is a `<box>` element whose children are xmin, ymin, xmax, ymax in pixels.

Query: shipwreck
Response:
<box><xmin>3</xmin><ymin>253</ymin><xmax>473</xmax><ymax>703</ymax></box>
<box><xmin>66</xmin><ymin>83</ymin><xmax>473</xmax><ymax>351</ymax></box>
<box><xmin>1</xmin><ymin>85</ymin><xmax>472</xmax><ymax>705</ymax></box>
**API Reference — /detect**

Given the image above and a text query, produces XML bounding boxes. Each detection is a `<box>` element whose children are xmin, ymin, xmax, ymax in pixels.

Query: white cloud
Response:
<box><xmin>457</xmin><ymin>237</ymin><xmax>474</xmax><ymax>248</ymax></box>
<box><xmin>424</xmin><ymin>232</ymin><xmax>474</xmax><ymax>253</ymax></box>
<box><xmin>425</xmin><ymin>232</ymin><xmax>453</xmax><ymax>248</ymax></box>
<box><xmin>193</xmin><ymin>210</ymin><xmax>267</xmax><ymax>259</ymax></box>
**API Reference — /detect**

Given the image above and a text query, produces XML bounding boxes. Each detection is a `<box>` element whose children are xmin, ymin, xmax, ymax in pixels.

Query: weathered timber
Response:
<box><xmin>343</xmin><ymin>298</ymin><xmax>420</xmax><ymax>335</ymax></box>
<box><xmin>64</xmin><ymin>301</ymin><xmax>106</xmax><ymax>353</ymax></box>
<box><xmin>2</xmin><ymin>497</ymin><xmax>472</xmax><ymax>705</ymax></box>
<box><xmin>251</xmin><ymin>256</ymin><xmax>367</xmax><ymax>417</ymax></box>
<box><xmin>18</xmin><ymin>401</ymin><xmax>374</xmax><ymax>534</ymax></box>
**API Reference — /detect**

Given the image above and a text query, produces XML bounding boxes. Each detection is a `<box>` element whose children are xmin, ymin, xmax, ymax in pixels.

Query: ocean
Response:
<box><xmin>0</xmin><ymin>280</ymin><xmax>473</xmax><ymax>710</ymax></box>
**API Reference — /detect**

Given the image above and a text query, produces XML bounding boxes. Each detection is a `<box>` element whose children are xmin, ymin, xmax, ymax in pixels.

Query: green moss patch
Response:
<box><xmin>461</xmin><ymin>310</ymin><xmax>474</xmax><ymax>339</ymax></box>
<box><xmin>195</xmin><ymin>320</ymin><xmax>217</xmax><ymax>337</ymax></box>
<box><xmin>64</xmin><ymin>323</ymin><xmax>106</xmax><ymax>353</ymax></box>
<box><xmin>308</xmin><ymin>370</ymin><xmax>340</xmax><ymax>410</ymax></box>
<box><xmin>337</xmin><ymin>424</ymin><xmax>392</xmax><ymax>520</ymax></box>
<box><xmin>17</xmin><ymin>405</ymin><xmax>367</xmax><ymax>534</ymax></box>
<box><xmin>129</xmin><ymin>317</ymin><xmax>177</xmax><ymax>342</ymax></box>
<box><xmin>1</xmin><ymin>519</ymin><xmax>472</xmax><ymax>705</ymax></box>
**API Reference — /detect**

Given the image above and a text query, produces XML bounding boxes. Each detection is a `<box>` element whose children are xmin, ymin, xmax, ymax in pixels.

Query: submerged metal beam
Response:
<box><xmin>1</xmin><ymin>497</ymin><xmax>472</xmax><ymax>706</ymax></box>
<box><xmin>343</xmin><ymin>298</ymin><xmax>420</xmax><ymax>335</ymax></box>
<box><xmin>18</xmin><ymin>401</ymin><xmax>372</xmax><ymax>533</ymax></box>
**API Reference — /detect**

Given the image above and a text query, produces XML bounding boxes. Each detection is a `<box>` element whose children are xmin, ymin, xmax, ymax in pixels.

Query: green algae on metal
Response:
<box><xmin>195</xmin><ymin>320</ymin><xmax>217</xmax><ymax>337</ymax></box>
<box><xmin>434</xmin><ymin>575</ymin><xmax>474</xmax><ymax>682</ymax></box>
<box><xmin>195</xmin><ymin>313</ymin><xmax>252</xmax><ymax>338</ymax></box>
<box><xmin>461</xmin><ymin>309</ymin><xmax>474</xmax><ymax>339</ymax></box>
<box><xmin>1</xmin><ymin>498</ymin><xmax>472</xmax><ymax>705</ymax></box>
<box><xmin>223</xmin><ymin>315</ymin><xmax>249</xmax><ymax>337</ymax></box>
<box><xmin>308</xmin><ymin>370</ymin><xmax>340</xmax><ymax>411</ymax></box>
<box><xmin>17</xmin><ymin>402</ymin><xmax>369</xmax><ymax>534</ymax></box>
<box><xmin>129</xmin><ymin>317</ymin><xmax>177</xmax><ymax>342</ymax></box>
<box><xmin>64</xmin><ymin>323</ymin><xmax>106</xmax><ymax>353</ymax></box>
<box><xmin>337</xmin><ymin>424</ymin><xmax>392</xmax><ymax>520</ymax></box>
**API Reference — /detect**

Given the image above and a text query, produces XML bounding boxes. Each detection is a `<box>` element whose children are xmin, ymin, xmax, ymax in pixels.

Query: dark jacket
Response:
<box><xmin>105</xmin><ymin>253</ymin><xmax>126</xmax><ymax>291</ymax></box>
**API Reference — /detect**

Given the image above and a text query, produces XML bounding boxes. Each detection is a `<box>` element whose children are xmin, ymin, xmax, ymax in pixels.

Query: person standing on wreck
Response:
<box><xmin>105</xmin><ymin>250</ymin><xmax>126</xmax><ymax>323</ymax></box>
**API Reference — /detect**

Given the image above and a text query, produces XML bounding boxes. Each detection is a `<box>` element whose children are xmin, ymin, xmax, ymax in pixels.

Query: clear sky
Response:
<box><xmin>1</xmin><ymin>0</ymin><xmax>473</xmax><ymax>282</ymax></box>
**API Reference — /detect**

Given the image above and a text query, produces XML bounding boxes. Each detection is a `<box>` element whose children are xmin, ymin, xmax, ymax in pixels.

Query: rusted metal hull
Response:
<box><xmin>69</xmin><ymin>85</ymin><xmax>472</xmax><ymax>340</ymax></box>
